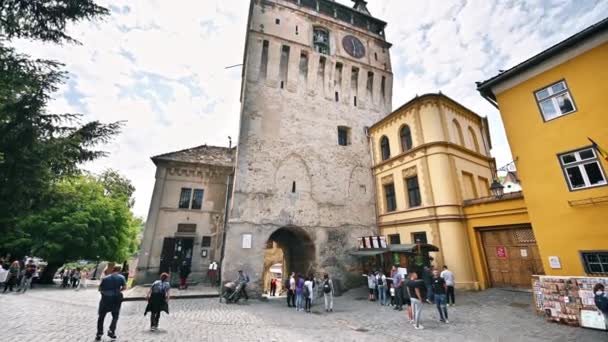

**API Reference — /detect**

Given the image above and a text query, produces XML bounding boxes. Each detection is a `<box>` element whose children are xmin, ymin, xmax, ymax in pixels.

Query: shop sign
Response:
<box><xmin>520</xmin><ymin>249</ymin><xmax>528</xmax><ymax>257</ymax></box>
<box><xmin>549</xmin><ymin>256</ymin><xmax>561</xmax><ymax>269</ymax></box>
<box><xmin>496</xmin><ymin>246</ymin><xmax>507</xmax><ymax>258</ymax></box>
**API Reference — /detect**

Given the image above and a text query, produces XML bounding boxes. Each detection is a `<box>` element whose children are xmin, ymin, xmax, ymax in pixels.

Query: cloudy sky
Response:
<box><xmin>13</xmin><ymin>0</ymin><xmax>608</xmax><ymax>218</ymax></box>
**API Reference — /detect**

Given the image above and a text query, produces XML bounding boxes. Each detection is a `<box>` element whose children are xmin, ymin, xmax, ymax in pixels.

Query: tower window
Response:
<box><xmin>313</xmin><ymin>27</ymin><xmax>330</xmax><ymax>55</ymax></box>
<box><xmin>299</xmin><ymin>52</ymin><xmax>309</xmax><ymax>85</ymax></box>
<box><xmin>292</xmin><ymin>181</ymin><xmax>296</xmax><ymax>193</ymax></box>
<box><xmin>374</xmin><ymin>52</ymin><xmax>378</xmax><ymax>61</ymax></box>
<box><xmin>366</xmin><ymin>71</ymin><xmax>374</xmax><ymax>100</ymax></box>
<box><xmin>381</xmin><ymin>76</ymin><xmax>386</xmax><ymax>100</ymax></box>
<box><xmin>295</xmin><ymin>25</ymin><xmax>299</xmax><ymax>35</ymax></box>
<box><xmin>335</xmin><ymin>91</ymin><xmax>339</xmax><ymax>102</ymax></box>
<box><xmin>260</xmin><ymin>40</ymin><xmax>269</xmax><ymax>79</ymax></box>
<box><xmin>279</xmin><ymin>45</ymin><xmax>290</xmax><ymax>88</ymax></box>
<box><xmin>317</xmin><ymin>56</ymin><xmax>326</xmax><ymax>92</ymax></box>
<box><xmin>334</xmin><ymin>62</ymin><xmax>343</xmax><ymax>87</ymax></box>
<box><xmin>338</xmin><ymin>126</ymin><xmax>350</xmax><ymax>146</ymax></box>
<box><xmin>275</xmin><ymin>18</ymin><xmax>280</xmax><ymax>25</ymax></box>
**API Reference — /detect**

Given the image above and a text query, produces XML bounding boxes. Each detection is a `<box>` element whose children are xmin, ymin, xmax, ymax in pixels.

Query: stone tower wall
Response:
<box><xmin>222</xmin><ymin>0</ymin><xmax>393</xmax><ymax>294</ymax></box>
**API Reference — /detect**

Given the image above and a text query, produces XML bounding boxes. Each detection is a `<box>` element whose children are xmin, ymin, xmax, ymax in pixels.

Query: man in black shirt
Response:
<box><xmin>431</xmin><ymin>269</ymin><xmax>449</xmax><ymax>323</ymax></box>
<box><xmin>96</xmin><ymin>265</ymin><xmax>127</xmax><ymax>341</ymax></box>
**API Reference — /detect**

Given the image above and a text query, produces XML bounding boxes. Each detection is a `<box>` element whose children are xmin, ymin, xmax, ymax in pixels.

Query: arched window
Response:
<box><xmin>468</xmin><ymin>126</ymin><xmax>480</xmax><ymax>153</ymax></box>
<box><xmin>452</xmin><ymin>119</ymin><xmax>465</xmax><ymax>146</ymax></box>
<box><xmin>380</xmin><ymin>136</ymin><xmax>391</xmax><ymax>161</ymax></box>
<box><xmin>400</xmin><ymin>125</ymin><xmax>413</xmax><ymax>152</ymax></box>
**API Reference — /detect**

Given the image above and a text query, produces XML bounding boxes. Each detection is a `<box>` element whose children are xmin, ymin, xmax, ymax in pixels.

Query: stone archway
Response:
<box><xmin>262</xmin><ymin>227</ymin><xmax>316</xmax><ymax>294</ymax></box>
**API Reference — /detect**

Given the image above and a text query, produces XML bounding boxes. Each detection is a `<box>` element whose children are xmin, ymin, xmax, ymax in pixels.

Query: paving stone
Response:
<box><xmin>0</xmin><ymin>286</ymin><xmax>604</xmax><ymax>341</ymax></box>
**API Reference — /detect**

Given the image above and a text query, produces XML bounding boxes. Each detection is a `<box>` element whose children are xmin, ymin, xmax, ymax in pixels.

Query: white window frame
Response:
<box><xmin>559</xmin><ymin>147</ymin><xmax>607</xmax><ymax>191</ymax></box>
<box><xmin>534</xmin><ymin>80</ymin><xmax>576</xmax><ymax>121</ymax></box>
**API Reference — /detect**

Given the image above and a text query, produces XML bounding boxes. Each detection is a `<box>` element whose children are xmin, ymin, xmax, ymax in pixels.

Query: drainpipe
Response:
<box><xmin>366</xmin><ymin>126</ymin><xmax>380</xmax><ymax>236</ymax></box>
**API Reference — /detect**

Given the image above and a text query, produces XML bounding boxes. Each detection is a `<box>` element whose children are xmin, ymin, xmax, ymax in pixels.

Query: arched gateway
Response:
<box><xmin>262</xmin><ymin>227</ymin><xmax>315</xmax><ymax>293</ymax></box>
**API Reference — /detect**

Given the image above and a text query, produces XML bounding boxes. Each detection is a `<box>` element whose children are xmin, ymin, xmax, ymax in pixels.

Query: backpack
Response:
<box><xmin>303</xmin><ymin>284</ymin><xmax>310</xmax><ymax>298</ymax></box>
<box><xmin>152</xmin><ymin>281</ymin><xmax>167</xmax><ymax>294</ymax></box>
<box><xmin>378</xmin><ymin>276</ymin><xmax>384</xmax><ymax>286</ymax></box>
<box><xmin>284</xmin><ymin>278</ymin><xmax>290</xmax><ymax>290</ymax></box>
<box><xmin>596</xmin><ymin>294</ymin><xmax>608</xmax><ymax>314</ymax></box>
<box><xmin>323</xmin><ymin>280</ymin><xmax>332</xmax><ymax>294</ymax></box>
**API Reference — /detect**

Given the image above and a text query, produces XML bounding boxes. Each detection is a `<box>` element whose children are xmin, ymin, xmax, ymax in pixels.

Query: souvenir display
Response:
<box><xmin>533</xmin><ymin>275</ymin><xmax>608</xmax><ymax>330</ymax></box>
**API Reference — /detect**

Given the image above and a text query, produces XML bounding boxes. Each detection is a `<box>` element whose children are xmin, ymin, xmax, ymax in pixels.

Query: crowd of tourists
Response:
<box><xmin>283</xmin><ymin>272</ymin><xmax>335</xmax><ymax>313</ymax></box>
<box><xmin>363</xmin><ymin>265</ymin><xmax>455</xmax><ymax>330</ymax></box>
<box><xmin>0</xmin><ymin>257</ymin><xmax>40</xmax><ymax>294</ymax></box>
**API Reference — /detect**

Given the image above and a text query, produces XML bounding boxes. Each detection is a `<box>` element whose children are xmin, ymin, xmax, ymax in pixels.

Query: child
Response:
<box><xmin>389</xmin><ymin>284</ymin><xmax>396</xmax><ymax>306</ymax></box>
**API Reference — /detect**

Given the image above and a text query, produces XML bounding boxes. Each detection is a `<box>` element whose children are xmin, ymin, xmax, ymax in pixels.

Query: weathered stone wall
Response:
<box><xmin>222</xmin><ymin>0</ymin><xmax>393</xmax><ymax>294</ymax></box>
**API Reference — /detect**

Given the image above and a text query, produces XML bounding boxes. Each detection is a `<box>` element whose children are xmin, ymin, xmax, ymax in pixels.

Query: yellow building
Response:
<box><xmin>463</xmin><ymin>192</ymin><xmax>541</xmax><ymax>290</ymax></box>
<box><xmin>477</xmin><ymin>18</ymin><xmax>608</xmax><ymax>278</ymax></box>
<box><xmin>369</xmin><ymin>93</ymin><xmax>495</xmax><ymax>290</ymax></box>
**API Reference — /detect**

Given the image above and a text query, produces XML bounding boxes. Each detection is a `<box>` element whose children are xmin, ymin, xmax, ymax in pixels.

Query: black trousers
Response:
<box><xmin>240</xmin><ymin>285</ymin><xmax>248</xmax><ymax>300</ymax></box>
<box><xmin>97</xmin><ymin>296</ymin><xmax>122</xmax><ymax>335</ymax></box>
<box><xmin>305</xmin><ymin>298</ymin><xmax>311</xmax><ymax>312</ymax></box>
<box><xmin>151</xmin><ymin>311</ymin><xmax>161</xmax><ymax>327</ymax></box>
<box><xmin>395</xmin><ymin>286</ymin><xmax>403</xmax><ymax>309</ymax></box>
<box><xmin>287</xmin><ymin>289</ymin><xmax>295</xmax><ymax>307</ymax></box>
<box><xmin>3</xmin><ymin>281</ymin><xmax>14</xmax><ymax>293</ymax></box>
<box><xmin>447</xmin><ymin>286</ymin><xmax>455</xmax><ymax>304</ymax></box>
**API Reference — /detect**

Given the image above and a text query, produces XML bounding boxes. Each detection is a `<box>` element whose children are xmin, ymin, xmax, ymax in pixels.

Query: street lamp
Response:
<box><xmin>490</xmin><ymin>179</ymin><xmax>505</xmax><ymax>199</ymax></box>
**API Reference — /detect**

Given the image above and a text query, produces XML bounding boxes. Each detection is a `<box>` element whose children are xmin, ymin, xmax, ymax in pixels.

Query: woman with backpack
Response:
<box><xmin>594</xmin><ymin>283</ymin><xmax>608</xmax><ymax>330</ymax></box>
<box><xmin>322</xmin><ymin>273</ymin><xmax>334</xmax><ymax>312</ymax></box>
<box><xmin>145</xmin><ymin>273</ymin><xmax>171</xmax><ymax>331</ymax></box>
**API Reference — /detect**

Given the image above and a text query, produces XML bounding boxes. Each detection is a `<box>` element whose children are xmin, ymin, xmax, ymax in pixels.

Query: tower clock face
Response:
<box><xmin>342</xmin><ymin>35</ymin><xmax>366</xmax><ymax>59</ymax></box>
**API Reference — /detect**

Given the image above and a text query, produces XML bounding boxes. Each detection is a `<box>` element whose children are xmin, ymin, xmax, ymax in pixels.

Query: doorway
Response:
<box><xmin>262</xmin><ymin>227</ymin><xmax>315</xmax><ymax>295</ymax></box>
<box><xmin>159</xmin><ymin>237</ymin><xmax>194</xmax><ymax>274</ymax></box>
<box><xmin>479</xmin><ymin>226</ymin><xmax>544</xmax><ymax>288</ymax></box>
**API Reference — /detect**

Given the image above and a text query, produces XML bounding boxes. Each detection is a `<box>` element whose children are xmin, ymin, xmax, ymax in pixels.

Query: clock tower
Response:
<box><xmin>222</xmin><ymin>0</ymin><xmax>393</xmax><ymax>293</ymax></box>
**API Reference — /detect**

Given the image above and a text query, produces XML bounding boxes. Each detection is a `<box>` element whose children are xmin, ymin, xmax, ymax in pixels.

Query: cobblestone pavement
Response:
<box><xmin>1</xmin><ymin>286</ymin><xmax>605</xmax><ymax>342</ymax></box>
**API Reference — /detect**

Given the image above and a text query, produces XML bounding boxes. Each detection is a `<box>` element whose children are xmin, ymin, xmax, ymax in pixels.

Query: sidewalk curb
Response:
<box><xmin>123</xmin><ymin>293</ymin><xmax>220</xmax><ymax>302</ymax></box>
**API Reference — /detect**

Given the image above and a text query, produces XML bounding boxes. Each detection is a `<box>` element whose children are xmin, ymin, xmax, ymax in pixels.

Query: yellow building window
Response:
<box><xmin>534</xmin><ymin>80</ymin><xmax>576</xmax><ymax>121</ymax></box>
<box><xmin>559</xmin><ymin>147</ymin><xmax>607</xmax><ymax>190</ymax></box>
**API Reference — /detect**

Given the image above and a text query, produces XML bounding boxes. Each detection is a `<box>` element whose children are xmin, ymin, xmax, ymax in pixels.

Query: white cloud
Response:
<box><xmin>12</xmin><ymin>0</ymin><xmax>608</xmax><ymax>217</ymax></box>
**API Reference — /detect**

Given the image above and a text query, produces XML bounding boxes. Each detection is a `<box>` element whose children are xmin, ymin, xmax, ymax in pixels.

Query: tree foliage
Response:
<box><xmin>7</xmin><ymin>174</ymin><xmax>141</xmax><ymax>264</ymax></box>
<box><xmin>0</xmin><ymin>0</ymin><xmax>109</xmax><ymax>44</ymax></box>
<box><xmin>0</xmin><ymin>1</ymin><xmax>125</xmax><ymax>258</ymax></box>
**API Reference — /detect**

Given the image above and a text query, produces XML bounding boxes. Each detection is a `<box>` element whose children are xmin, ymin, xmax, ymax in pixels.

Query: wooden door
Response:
<box><xmin>480</xmin><ymin>227</ymin><xmax>544</xmax><ymax>288</ymax></box>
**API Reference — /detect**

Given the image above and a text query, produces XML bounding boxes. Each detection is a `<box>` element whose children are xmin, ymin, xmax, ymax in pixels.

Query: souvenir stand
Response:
<box><xmin>532</xmin><ymin>275</ymin><xmax>608</xmax><ymax>331</ymax></box>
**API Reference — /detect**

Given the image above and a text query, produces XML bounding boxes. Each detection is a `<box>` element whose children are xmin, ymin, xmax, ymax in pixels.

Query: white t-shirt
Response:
<box><xmin>441</xmin><ymin>270</ymin><xmax>455</xmax><ymax>286</ymax></box>
<box><xmin>304</xmin><ymin>280</ymin><xmax>314</xmax><ymax>299</ymax></box>
<box><xmin>289</xmin><ymin>276</ymin><xmax>296</xmax><ymax>290</ymax></box>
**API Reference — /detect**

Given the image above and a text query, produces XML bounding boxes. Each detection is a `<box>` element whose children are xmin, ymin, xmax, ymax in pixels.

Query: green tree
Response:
<box><xmin>7</xmin><ymin>173</ymin><xmax>140</xmax><ymax>283</ymax></box>
<box><xmin>0</xmin><ymin>1</ymin><xmax>121</xmax><ymax>256</ymax></box>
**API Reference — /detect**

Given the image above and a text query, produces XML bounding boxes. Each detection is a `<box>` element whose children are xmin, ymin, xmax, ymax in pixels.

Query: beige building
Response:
<box><xmin>137</xmin><ymin>145</ymin><xmax>234</xmax><ymax>284</ymax></box>
<box><xmin>369</xmin><ymin>93</ymin><xmax>495</xmax><ymax>289</ymax></box>
<box><xmin>222</xmin><ymin>0</ymin><xmax>393</xmax><ymax>292</ymax></box>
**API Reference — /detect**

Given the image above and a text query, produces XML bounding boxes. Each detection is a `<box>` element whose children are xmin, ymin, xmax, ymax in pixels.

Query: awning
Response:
<box><xmin>349</xmin><ymin>243</ymin><xmax>440</xmax><ymax>257</ymax></box>
<box><xmin>349</xmin><ymin>249</ymin><xmax>388</xmax><ymax>257</ymax></box>
<box><xmin>389</xmin><ymin>243</ymin><xmax>440</xmax><ymax>253</ymax></box>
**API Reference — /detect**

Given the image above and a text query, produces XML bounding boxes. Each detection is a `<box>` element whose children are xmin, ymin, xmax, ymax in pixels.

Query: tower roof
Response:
<box><xmin>352</xmin><ymin>0</ymin><xmax>371</xmax><ymax>16</ymax></box>
<box><xmin>151</xmin><ymin>144</ymin><xmax>235</xmax><ymax>168</ymax></box>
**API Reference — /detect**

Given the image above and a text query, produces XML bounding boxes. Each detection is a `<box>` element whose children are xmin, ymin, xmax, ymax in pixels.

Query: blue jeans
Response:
<box><xmin>296</xmin><ymin>293</ymin><xmax>303</xmax><ymax>310</ymax></box>
<box><xmin>435</xmin><ymin>294</ymin><xmax>448</xmax><ymax>321</ymax></box>
<box><xmin>426</xmin><ymin>284</ymin><xmax>434</xmax><ymax>302</ymax></box>
<box><xmin>377</xmin><ymin>285</ymin><xmax>386</xmax><ymax>305</ymax></box>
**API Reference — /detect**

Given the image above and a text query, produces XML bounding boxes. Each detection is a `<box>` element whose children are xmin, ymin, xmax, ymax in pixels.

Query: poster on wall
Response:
<box><xmin>241</xmin><ymin>234</ymin><xmax>252</xmax><ymax>249</ymax></box>
<box><xmin>379</xmin><ymin>236</ymin><xmax>387</xmax><ymax>248</ymax></box>
<box><xmin>496</xmin><ymin>246</ymin><xmax>507</xmax><ymax>258</ymax></box>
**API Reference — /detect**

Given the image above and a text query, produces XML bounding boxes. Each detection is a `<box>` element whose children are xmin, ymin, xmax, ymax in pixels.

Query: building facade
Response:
<box><xmin>477</xmin><ymin>18</ymin><xmax>608</xmax><ymax>277</ymax></box>
<box><xmin>137</xmin><ymin>145</ymin><xmax>234</xmax><ymax>284</ymax></box>
<box><xmin>368</xmin><ymin>93</ymin><xmax>495</xmax><ymax>290</ymax></box>
<box><xmin>222</xmin><ymin>0</ymin><xmax>393</xmax><ymax>292</ymax></box>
